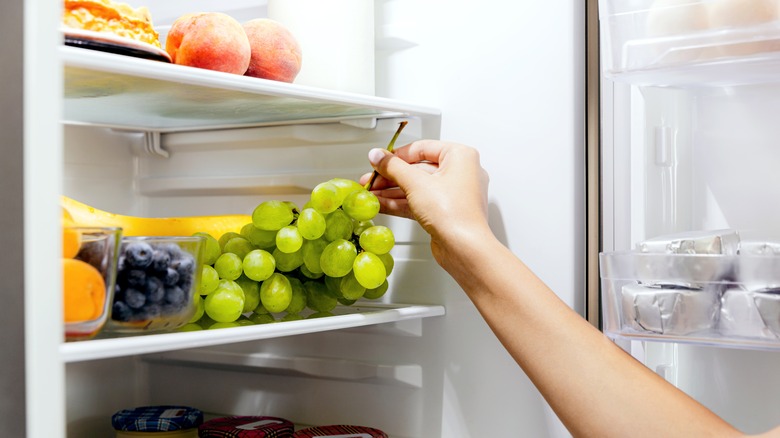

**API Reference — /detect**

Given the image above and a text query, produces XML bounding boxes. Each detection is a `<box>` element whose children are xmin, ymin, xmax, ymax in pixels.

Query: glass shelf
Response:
<box><xmin>61</xmin><ymin>46</ymin><xmax>440</xmax><ymax>132</ymax></box>
<box><xmin>61</xmin><ymin>303</ymin><xmax>445</xmax><ymax>362</ymax></box>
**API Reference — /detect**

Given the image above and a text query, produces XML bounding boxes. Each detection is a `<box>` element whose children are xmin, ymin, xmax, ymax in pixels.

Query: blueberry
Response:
<box><xmin>125</xmin><ymin>269</ymin><xmax>146</xmax><ymax>289</ymax></box>
<box><xmin>141</xmin><ymin>303</ymin><xmax>162</xmax><ymax>319</ymax></box>
<box><xmin>161</xmin><ymin>267</ymin><xmax>178</xmax><ymax>286</ymax></box>
<box><xmin>145</xmin><ymin>276</ymin><xmax>165</xmax><ymax>303</ymax></box>
<box><xmin>112</xmin><ymin>301</ymin><xmax>133</xmax><ymax>322</ymax></box>
<box><xmin>124</xmin><ymin>287</ymin><xmax>146</xmax><ymax>309</ymax></box>
<box><xmin>150</xmin><ymin>249</ymin><xmax>171</xmax><ymax>273</ymax></box>
<box><xmin>124</xmin><ymin>242</ymin><xmax>154</xmax><ymax>268</ymax></box>
<box><xmin>162</xmin><ymin>243</ymin><xmax>184</xmax><ymax>259</ymax></box>
<box><xmin>172</xmin><ymin>256</ymin><xmax>195</xmax><ymax>278</ymax></box>
<box><xmin>165</xmin><ymin>286</ymin><xmax>185</xmax><ymax>307</ymax></box>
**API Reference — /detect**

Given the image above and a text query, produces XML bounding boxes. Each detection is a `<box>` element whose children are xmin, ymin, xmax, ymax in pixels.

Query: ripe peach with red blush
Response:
<box><xmin>243</xmin><ymin>18</ymin><xmax>302</xmax><ymax>83</ymax></box>
<box><xmin>166</xmin><ymin>12</ymin><xmax>251</xmax><ymax>75</ymax></box>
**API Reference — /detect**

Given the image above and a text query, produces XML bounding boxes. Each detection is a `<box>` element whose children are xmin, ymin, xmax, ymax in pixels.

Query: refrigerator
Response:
<box><xmin>2</xmin><ymin>0</ymin><xmax>778</xmax><ymax>437</ymax></box>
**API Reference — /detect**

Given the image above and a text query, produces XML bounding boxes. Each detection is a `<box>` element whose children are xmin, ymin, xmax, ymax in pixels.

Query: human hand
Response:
<box><xmin>359</xmin><ymin>140</ymin><xmax>492</xmax><ymax>265</ymax></box>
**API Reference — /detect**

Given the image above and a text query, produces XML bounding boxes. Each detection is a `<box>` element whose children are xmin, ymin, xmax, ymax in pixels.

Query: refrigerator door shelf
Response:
<box><xmin>61</xmin><ymin>46</ymin><xmax>441</xmax><ymax>134</ymax></box>
<box><xmin>600</xmin><ymin>251</ymin><xmax>780</xmax><ymax>351</ymax></box>
<box><xmin>599</xmin><ymin>0</ymin><xmax>780</xmax><ymax>87</ymax></box>
<box><xmin>60</xmin><ymin>303</ymin><xmax>445</xmax><ymax>363</ymax></box>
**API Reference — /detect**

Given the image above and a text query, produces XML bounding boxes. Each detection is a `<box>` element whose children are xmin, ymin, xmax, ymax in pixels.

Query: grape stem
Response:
<box><xmin>364</xmin><ymin>121</ymin><xmax>408</xmax><ymax>191</ymax></box>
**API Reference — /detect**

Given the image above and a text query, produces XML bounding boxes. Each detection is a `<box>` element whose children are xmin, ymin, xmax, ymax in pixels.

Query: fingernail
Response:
<box><xmin>368</xmin><ymin>148</ymin><xmax>385</xmax><ymax>165</ymax></box>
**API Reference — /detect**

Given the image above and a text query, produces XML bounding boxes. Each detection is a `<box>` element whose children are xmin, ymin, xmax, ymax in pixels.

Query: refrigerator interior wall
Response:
<box><xmin>601</xmin><ymin>76</ymin><xmax>780</xmax><ymax>433</ymax></box>
<box><xmin>56</xmin><ymin>0</ymin><xmax>586</xmax><ymax>436</ymax></box>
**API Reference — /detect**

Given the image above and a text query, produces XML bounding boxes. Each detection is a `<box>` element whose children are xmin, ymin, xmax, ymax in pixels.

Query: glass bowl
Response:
<box><xmin>64</xmin><ymin>226</ymin><xmax>122</xmax><ymax>341</ymax></box>
<box><xmin>105</xmin><ymin>236</ymin><xmax>204</xmax><ymax>334</ymax></box>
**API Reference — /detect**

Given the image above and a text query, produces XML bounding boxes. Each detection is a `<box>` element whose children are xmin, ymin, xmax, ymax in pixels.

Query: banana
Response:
<box><xmin>61</xmin><ymin>196</ymin><xmax>252</xmax><ymax>238</ymax></box>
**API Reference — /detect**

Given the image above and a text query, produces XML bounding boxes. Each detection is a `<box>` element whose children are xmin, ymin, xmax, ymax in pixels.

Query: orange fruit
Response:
<box><xmin>63</xmin><ymin>258</ymin><xmax>106</xmax><ymax>323</ymax></box>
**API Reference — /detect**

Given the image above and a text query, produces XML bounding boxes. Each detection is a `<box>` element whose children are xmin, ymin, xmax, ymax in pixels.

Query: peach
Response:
<box><xmin>166</xmin><ymin>12</ymin><xmax>251</xmax><ymax>75</ymax></box>
<box><xmin>242</xmin><ymin>18</ymin><xmax>302</xmax><ymax>83</ymax></box>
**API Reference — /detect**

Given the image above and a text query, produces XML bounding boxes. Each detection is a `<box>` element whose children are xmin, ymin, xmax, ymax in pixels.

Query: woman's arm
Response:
<box><xmin>361</xmin><ymin>140</ymin><xmax>762</xmax><ymax>438</ymax></box>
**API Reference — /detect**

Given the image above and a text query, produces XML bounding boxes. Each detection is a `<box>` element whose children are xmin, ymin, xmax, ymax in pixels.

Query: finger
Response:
<box><xmin>368</xmin><ymin>148</ymin><xmax>433</xmax><ymax>194</ymax></box>
<box><xmin>392</xmin><ymin>139</ymin><xmax>456</xmax><ymax>165</ymax></box>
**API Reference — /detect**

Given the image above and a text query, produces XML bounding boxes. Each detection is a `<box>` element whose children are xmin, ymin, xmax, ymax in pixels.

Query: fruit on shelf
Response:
<box><xmin>61</xmin><ymin>196</ymin><xmax>250</xmax><ymax>238</ymax></box>
<box><xmin>166</xmin><ymin>12</ymin><xmax>251</xmax><ymax>75</ymax></box>
<box><xmin>63</xmin><ymin>258</ymin><xmax>106</xmax><ymax>322</ymax></box>
<box><xmin>109</xmin><ymin>236</ymin><xmax>202</xmax><ymax>332</ymax></box>
<box><xmin>243</xmin><ymin>18</ymin><xmax>302</xmax><ymax>83</ymax></box>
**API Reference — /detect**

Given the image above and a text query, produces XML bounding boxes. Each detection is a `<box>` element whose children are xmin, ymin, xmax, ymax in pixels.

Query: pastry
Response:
<box><xmin>63</xmin><ymin>0</ymin><xmax>161</xmax><ymax>48</ymax></box>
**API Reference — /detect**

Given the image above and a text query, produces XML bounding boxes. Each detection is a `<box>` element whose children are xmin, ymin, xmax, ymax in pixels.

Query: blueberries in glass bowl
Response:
<box><xmin>109</xmin><ymin>236</ymin><xmax>203</xmax><ymax>332</ymax></box>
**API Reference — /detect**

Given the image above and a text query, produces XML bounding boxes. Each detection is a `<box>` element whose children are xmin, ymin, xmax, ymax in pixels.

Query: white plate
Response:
<box><xmin>62</xmin><ymin>27</ymin><xmax>171</xmax><ymax>63</ymax></box>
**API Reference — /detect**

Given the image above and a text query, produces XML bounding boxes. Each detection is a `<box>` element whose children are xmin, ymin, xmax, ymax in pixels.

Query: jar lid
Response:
<box><xmin>112</xmin><ymin>406</ymin><xmax>203</xmax><ymax>432</ymax></box>
<box><xmin>198</xmin><ymin>416</ymin><xmax>294</xmax><ymax>437</ymax></box>
<box><xmin>292</xmin><ymin>425</ymin><xmax>388</xmax><ymax>438</ymax></box>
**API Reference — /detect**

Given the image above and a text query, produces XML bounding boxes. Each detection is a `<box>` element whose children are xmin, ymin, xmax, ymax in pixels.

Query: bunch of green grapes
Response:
<box><xmin>181</xmin><ymin>178</ymin><xmax>395</xmax><ymax>331</ymax></box>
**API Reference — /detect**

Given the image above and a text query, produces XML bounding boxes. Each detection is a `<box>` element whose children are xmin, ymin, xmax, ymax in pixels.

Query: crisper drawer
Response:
<box><xmin>599</xmin><ymin>0</ymin><xmax>780</xmax><ymax>85</ymax></box>
<box><xmin>600</xmin><ymin>242</ymin><xmax>780</xmax><ymax>350</ymax></box>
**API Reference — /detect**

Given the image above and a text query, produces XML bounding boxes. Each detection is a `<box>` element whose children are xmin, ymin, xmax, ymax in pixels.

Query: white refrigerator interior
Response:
<box><xmin>24</xmin><ymin>1</ymin><xmax>589</xmax><ymax>438</ymax></box>
<box><xmin>599</xmin><ymin>0</ymin><xmax>780</xmax><ymax>434</ymax></box>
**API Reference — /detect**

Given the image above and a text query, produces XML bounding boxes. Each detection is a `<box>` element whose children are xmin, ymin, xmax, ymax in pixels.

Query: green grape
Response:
<box><xmin>309</xmin><ymin>181</ymin><xmax>340</xmax><ymax>214</ymax></box>
<box><xmin>240</xmin><ymin>223</ymin><xmax>277</xmax><ymax>249</ymax></box>
<box><xmin>242</xmin><ymin>249</ymin><xmax>275</xmax><ymax>281</ymax></box>
<box><xmin>342</xmin><ymin>189</ymin><xmax>380</xmax><ymax>221</ymax></box>
<box><xmin>252</xmin><ymin>200</ymin><xmax>294</xmax><ymax>231</ymax></box>
<box><xmin>338</xmin><ymin>297</ymin><xmax>357</xmax><ymax>306</ymax></box>
<box><xmin>352</xmin><ymin>219</ymin><xmax>375</xmax><ymax>237</ymax></box>
<box><xmin>214</xmin><ymin>252</ymin><xmax>243</xmax><ymax>281</ymax></box>
<box><xmin>308</xmin><ymin>311</ymin><xmax>334</xmax><ymax>319</ymax></box>
<box><xmin>339</xmin><ymin>271</ymin><xmax>366</xmax><ymax>301</ymax></box>
<box><xmin>323</xmin><ymin>209</ymin><xmax>353</xmax><ymax>242</ymax></box>
<box><xmin>188</xmin><ymin>295</ymin><xmax>205</xmax><ymax>323</ymax></box>
<box><xmin>323</xmin><ymin>275</ymin><xmax>343</xmax><ymax>299</ymax></box>
<box><xmin>284</xmin><ymin>276</ymin><xmax>307</xmax><ymax>314</ymax></box>
<box><xmin>178</xmin><ymin>323</ymin><xmax>203</xmax><ymax>332</ymax></box>
<box><xmin>272</xmin><ymin>247</ymin><xmax>304</xmax><ymax>272</ymax></box>
<box><xmin>217</xmin><ymin>278</ymin><xmax>244</xmax><ymax>297</ymax></box>
<box><xmin>197</xmin><ymin>313</ymin><xmax>217</xmax><ymax>329</ymax></box>
<box><xmin>235</xmin><ymin>315</ymin><xmax>255</xmax><ymax>326</ymax></box>
<box><xmin>377</xmin><ymin>252</ymin><xmax>394</xmax><ymax>276</ymax></box>
<box><xmin>204</xmin><ymin>286</ymin><xmax>245</xmax><ymax>322</ymax></box>
<box><xmin>352</xmin><ymin>251</ymin><xmax>387</xmax><ymax>289</ymax></box>
<box><xmin>199</xmin><ymin>264</ymin><xmax>220</xmax><ymax>295</ymax></box>
<box><xmin>276</xmin><ymin>225</ymin><xmax>303</xmax><ymax>253</ymax></box>
<box><xmin>359</xmin><ymin>225</ymin><xmax>395</xmax><ymax>255</ymax></box>
<box><xmin>260</xmin><ymin>272</ymin><xmax>293</xmax><ymax>313</ymax></box>
<box><xmin>208</xmin><ymin>321</ymin><xmax>241</xmax><ymax>330</ymax></box>
<box><xmin>218</xmin><ymin>232</ymin><xmax>242</xmax><ymax>250</ymax></box>
<box><xmin>235</xmin><ymin>275</ymin><xmax>261</xmax><ymax>313</ymax></box>
<box><xmin>223</xmin><ymin>236</ymin><xmax>255</xmax><ymax>260</ymax></box>
<box><xmin>320</xmin><ymin>239</ymin><xmax>357</xmax><ymax>278</ymax></box>
<box><xmin>250</xmin><ymin>313</ymin><xmax>276</xmax><ymax>324</ymax></box>
<box><xmin>329</xmin><ymin>177</ymin><xmax>364</xmax><ymax>204</ymax></box>
<box><xmin>254</xmin><ymin>302</ymin><xmax>270</xmax><ymax>315</ymax></box>
<box><xmin>297</xmin><ymin>208</ymin><xmax>326</xmax><ymax>240</ymax></box>
<box><xmin>299</xmin><ymin>264</ymin><xmax>324</xmax><ymax>279</ymax></box>
<box><xmin>193</xmin><ymin>232</ymin><xmax>221</xmax><ymax>265</ymax></box>
<box><xmin>363</xmin><ymin>279</ymin><xmax>389</xmax><ymax>300</ymax></box>
<box><xmin>281</xmin><ymin>313</ymin><xmax>304</xmax><ymax>322</ymax></box>
<box><xmin>304</xmin><ymin>280</ymin><xmax>337</xmax><ymax>312</ymax></box>
<box><xmin>302</xmin><ymin>238</ymin><xmax>328</xmax><ymax>274</ymax></box>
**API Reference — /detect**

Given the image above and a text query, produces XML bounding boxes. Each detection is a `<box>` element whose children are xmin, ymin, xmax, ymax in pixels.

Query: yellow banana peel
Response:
<box><xmin>61</xmin><ymin>196</ymin><xmax>251</xmax><ymax>238</ymax></box>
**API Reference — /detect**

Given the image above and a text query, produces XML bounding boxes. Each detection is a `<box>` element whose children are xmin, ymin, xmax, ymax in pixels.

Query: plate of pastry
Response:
<box><xmin>61</xmin><ymin>0</ymin><xmax>170</xmax><ymax>62</ymax></box>
<box><xmin>63</xmin><ymin>27</ymin><xmax>171</xmax><ymax>62</ymax></box>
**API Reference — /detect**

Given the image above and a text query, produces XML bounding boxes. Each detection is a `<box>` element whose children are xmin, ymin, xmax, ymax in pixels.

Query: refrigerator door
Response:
<box><xmin>597</xmin><ymin>0</ymin><xmax>780</xmax><ymax>433</ymax></box>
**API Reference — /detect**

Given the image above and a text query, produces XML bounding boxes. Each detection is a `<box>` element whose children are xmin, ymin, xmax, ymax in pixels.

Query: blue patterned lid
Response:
<box><xmin>112</xmin><ymin>405</ymin><xmax>203</xmax><ymax>432</ymax></box>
